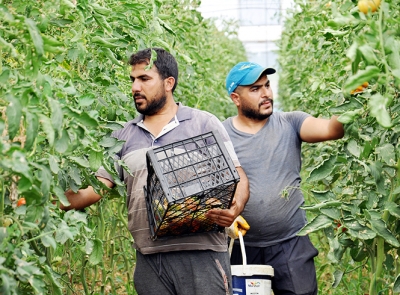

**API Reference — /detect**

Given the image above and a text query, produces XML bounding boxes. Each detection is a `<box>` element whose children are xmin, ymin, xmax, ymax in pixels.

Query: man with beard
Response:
<box><xmin>61</xmin><ymin>48</ymin><xmax>249</xmax><ymax>295</ymax></box>
<box><xmin>223</xmin><ymin>62</ymin><xmax>344</xmax><ymax>295</ymax></box>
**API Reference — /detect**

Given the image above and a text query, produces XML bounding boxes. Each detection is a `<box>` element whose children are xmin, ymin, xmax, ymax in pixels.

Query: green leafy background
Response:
<box><xmin>278</xmin><ymin>0</ymin><xmax>400</xmax><ymax>294</ymax></box>
<box><xmin>0</xmin><ymin>0</ymin><xmax>245</xmax><ymax>294</ymax></box>
<box><xmin>1</xmin><ymin>0</ymin><xmax>400</xmax><ymax>294</ymax></box>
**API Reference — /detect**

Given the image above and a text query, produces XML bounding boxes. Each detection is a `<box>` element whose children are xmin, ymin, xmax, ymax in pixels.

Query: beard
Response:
<box><xmin>241</xmin><ymin>98</ymin><xmax>274</xmax><ymax>120</ymax></box>
<box><xmin>134</xmin><ymin>90</ymin><xmax>167</xmax><ymax>116</ymax></box>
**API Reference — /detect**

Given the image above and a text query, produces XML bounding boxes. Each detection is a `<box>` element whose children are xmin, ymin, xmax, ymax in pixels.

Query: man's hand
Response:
<box><xmin>60</xmin><ymin>177</ymin><xmax>114</xmax><ymax>211</ymax></box>
<box><xmin>226</xmin><ymin>215</ymin><xmax>250</xmax><ymax>239</ymax></box>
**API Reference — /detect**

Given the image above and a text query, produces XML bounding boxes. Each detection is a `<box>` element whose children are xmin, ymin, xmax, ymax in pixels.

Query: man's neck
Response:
<box><xmin>143</xmin><ymin>99</ymin><xmax>178</xmax><ymax>137</ymax></box>
<box><xmin>232</xmin><ymin>115</ymin><xmax>268</xmax><ymax>135</ymax></box>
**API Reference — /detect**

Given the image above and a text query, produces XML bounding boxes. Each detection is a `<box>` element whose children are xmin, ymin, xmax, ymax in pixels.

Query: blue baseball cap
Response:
<box><xmin>226</xmin><ymin>62</ymin><xmax>276</xmax><ymax>95</ymax></box>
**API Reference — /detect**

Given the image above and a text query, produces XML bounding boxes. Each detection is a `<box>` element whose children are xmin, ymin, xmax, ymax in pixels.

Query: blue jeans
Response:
<box><xmin>230</xmin><ymin>235</ymin><xmax>318</xmax><ymax>295</ymax></box>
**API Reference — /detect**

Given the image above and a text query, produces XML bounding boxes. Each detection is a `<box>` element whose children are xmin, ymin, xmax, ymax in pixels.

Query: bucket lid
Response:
<box><xmin>231</xmin><ymin>265</ymin><xmax>274</xmax><ymax>277</ymax></box>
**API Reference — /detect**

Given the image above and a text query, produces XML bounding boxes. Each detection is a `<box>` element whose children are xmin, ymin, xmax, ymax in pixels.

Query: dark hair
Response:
<box><xmin>129</xmin><ymin>48</ymin><xmax>178</xmax><ymax>92</ymax></box>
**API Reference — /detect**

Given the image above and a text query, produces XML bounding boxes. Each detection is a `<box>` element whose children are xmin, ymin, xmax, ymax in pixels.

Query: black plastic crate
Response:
<box><xmin>144</xmin><ymin>130</ymin><xmax>240</xmax><ymax>240</ymax></box>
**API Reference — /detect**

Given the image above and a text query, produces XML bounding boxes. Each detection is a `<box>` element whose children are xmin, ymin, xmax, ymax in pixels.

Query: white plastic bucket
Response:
<box><xmin>231</xmin><ymin>264</ymin><xmax>274</xmax><ymax>295</ymax></box>
<box><xmin>230</xmin><ymin>232</ymin><xmax>274</xmax><ymax>295</ymax></box>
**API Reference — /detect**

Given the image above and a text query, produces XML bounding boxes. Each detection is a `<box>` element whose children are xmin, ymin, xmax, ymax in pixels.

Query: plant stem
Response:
<box><xmin>27</xmin><ymin>232</ymin><xmax>45</xmax><ymax>257</ymax></box>
<box><xmin>370</xmin><ymin>237</ymin><xmax>384</xmax><ymax>295</ymax></box>
<box><xmin>80</xmin><ymin>256</ymin><xmax>89</xmax><ymax>295</ymax></box>
<box><xmin>367</xmin><ymin>240</ymin><xmax>376</xmax><ymax>295</ymax></box>
<box><xmin>98</xmin><ymin>203</ymin><xmax>105</xmax><ymax>240</ymax></box>
<box><xmin>377</xmin><ymin>0</ymin><xmax>391</xmax><ymax>104</ymax></box>
<box><xmin>118</xmin><ymin>200</ymin><xmax>128</xmax><ymax>230</ymax></box>
<box><xmin>16</xmin><ymin>229</ymin><xmax>55</xmax><ymax>247</ymax></box>
<box><xmin>370</xmin><ymin>161</ymin><xmax>400</xmax><ymax>294</ymax></box>
<box><xmin>0</xmin><ymin>181</ymin><xmax>4</xmax><ymax>221</ymax></box>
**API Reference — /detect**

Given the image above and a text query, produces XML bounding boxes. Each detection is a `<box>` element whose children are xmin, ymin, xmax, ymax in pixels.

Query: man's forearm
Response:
<box><xmin>61</xmin><ymin>186</ymin><xmax>102</xmax><ymax>211</ymax></box>
<box><xmin>328</xmin><ymin>115</ymin><xmax>345</xmax><ymax>140</ymax></box>
<box><xmin>232</xmin><ymin>166</ymin><xmax>249</xmax><ymax>215</ymax></box>
<box><xmin>61</xmin><ymin>177</ymin><xmax>114</xmax><ymax>211</ymax></box>
<box><xmin>205</xmin><ymin>166</ymin><xmax>249</xmax><ymax>227</ymax></box>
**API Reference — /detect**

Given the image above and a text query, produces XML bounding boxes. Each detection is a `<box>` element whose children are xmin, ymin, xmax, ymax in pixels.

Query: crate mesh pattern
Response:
<box><xmin>145</xmin><ymin>131</ymin><xmax>240</xmax><ymax>240</ymax></box>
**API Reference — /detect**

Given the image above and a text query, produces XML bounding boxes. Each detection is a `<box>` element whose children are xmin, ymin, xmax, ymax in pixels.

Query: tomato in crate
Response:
<box><xmin>144</xmin><ymin>130</ymin><xmax>240</xmax><ymax>240</ymax></box>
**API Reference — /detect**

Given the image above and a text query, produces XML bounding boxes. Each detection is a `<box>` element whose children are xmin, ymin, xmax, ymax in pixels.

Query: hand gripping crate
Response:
<box><xmin>144</xmin><ymin>130</ymin><xmax>240</xmax><ymax>240</ymax></box>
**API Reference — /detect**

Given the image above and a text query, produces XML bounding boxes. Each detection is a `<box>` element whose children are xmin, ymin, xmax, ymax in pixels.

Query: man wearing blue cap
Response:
<box><xmin>223</xmin><ymin>61</ymin><xmax>345</xmax><ymax>295</ymax></box>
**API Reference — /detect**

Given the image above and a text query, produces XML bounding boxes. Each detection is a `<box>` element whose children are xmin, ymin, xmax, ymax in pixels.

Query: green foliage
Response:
<box><xmin>0</xmin><ymin>0</ymin><xmax>246</xmax><ymax>293</ymax></box>
<box><xmin>278</xmin><ymin>0</ymin><xmax>400</xmax><ymax>294</ymax></box>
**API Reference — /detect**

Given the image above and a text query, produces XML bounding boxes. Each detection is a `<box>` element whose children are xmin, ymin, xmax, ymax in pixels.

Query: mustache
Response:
<box><xmin>259</xmin><ymin>98</ymin><xmax>273</xmax><ymax>107</ymax></box>
<box><xmin>134</xmin><ymin>93</ymin><xmax>146</xmax><ymax>99</ymax></box>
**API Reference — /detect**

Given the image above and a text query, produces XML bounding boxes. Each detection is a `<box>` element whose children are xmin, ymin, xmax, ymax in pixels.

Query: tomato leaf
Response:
<box><xmin>49</xmin><ymin>98</ymin><xmax>64</xmax><ymax>135</ymax></box>
<box><xmin>55</xmin><ymin>220</ymin><xmax>75</xmax><ymax>244</ymax></box>
<box><xmin>39</xmin><ymin>114</ymin><xmax>55</xmax><ymax>146</ymax></box>
<box><xmin>297</xmin><ymin>214</ymin><xmax>333</xmax><ymax>235</ymax></box>
<box><xmin>368</xmin><ymin>161</ymin><xmax>385</xmax><ymax>194</ymax></box>
<box><xmin>48</xmin><ymin>154</ymin><xmax>60</xmax><ymax>174</ymax></box>
<box><xmin>89</xmin><ymin>150</ymin><xmax>103</xmax><ymax>172</ymax></box>
<box><xmin>337</xmin><ymin>109</ymin><xmax>362</xmax><ymax>124</ymax></box>
<box><xmin>52</xmin><ymin>186</ymin><xmax>70</xmax><ymax>207</ymax></box>
<box><xmin>25</xmin><ymin>18</ymin><xmax>44</xmax><ymax>56</ymax></box>
<box><xmin>0</xmin><ymin>68</ymin><xmax>10</xmax><ymax>85</ymax></box>
<box><xmin>76</xmin><ymin>112</ymin><xmax>99</xmax><ymax>128</ymax></box>
<box><xmin>69</xmin><ymin>156</ymin><xmax>90</xmax><ymax>168</ymax></box>
<box><xmin>89</xmin><ymin>239</ymin><xmax>103</xmax><ymax>265</ymax></box>
<box><xmin>394</xmin><ymin>275</ymin><xmax>400</xmax><ymax>293</ymax></box>
<box><xmin>5</xmin><ymin>94</ymin><xmax>22</xmax><ymax>140</ymax></box>
<box><xmin>307</xmin><ymin>155</ymin><xmax>337</xmax><ymax>182</ymax></box>
<box><xmin>368</xmin><ymin>93</ymin><xmax>392</xmax><ymax>128</ymax></box>
<box><xmin>329</xmin><ymin>98</ymin><xmax>363</xmax><ymax>113</ymax></box>
<box><xmin>311</xmin><ymin>190</ymin><xmax>336</xmax><ymax>202</ymax></box>
<box><xmin>54</xmin><ymin>129</ymin><xmax>70</xmax><ymax>153</ymax></box>
<box><xmin>385</xmin><ymin>202</ymin><xmax>400</xmax><ymax>219</ymax></box>
<box><xmin>332</xmin><ymin>269</ymin><xmax>344</xmax><ymax>288</ymax></box>
<box><xmin>369</xmin><ymin>218</ymin><xmax>400</xmax><ymax>247</ymax></box>
<box><xmin>41</xmin><ymin>235</ymin><xmax>57</xmax><ymax>250</ymax></box>
<box><xmin>99</xmin><ymin>136</ymin><xmax>117</xmax><ymax>148</ymax></box>
<box><xmin>38</xmin><ymin>166</ymin><xmax>52</xmax><ymax>198</ymax></box>
<box><xmin>301</xmin><ymin>200</ymin><xmax>341</xmax><ymax>212</ymax></box>
<box><xmin>25</xmin><ymin>111</ymin><xmax>39</xmax><ymax>150</ymax></box>
<box><xmin>343</xmin><ymin>66</ymin><xmax>380</xmax><ymax>92</ymax></box>
<box><xmin>320</xmin><ymin>207</ymin><xmax>341</xmax><ymax>220</ymax></box>
<box><xmin>346</xmin><ymin>139</ymin><xmax>361</xmax><ymax>158</ymax></box>
<box><xmin>375</xmin><ymin>143</ymin><xmax>396</xmax><ymax>165</ymax></box>
<box><xmin>358</xmin><ymin>44</ymin><xmax>377</xmax><ymax>64</ymax></box>
<box><xmin>346</xmin><ymin>220</ymin><xmax>376</xmax><ymax>240</ymax></box>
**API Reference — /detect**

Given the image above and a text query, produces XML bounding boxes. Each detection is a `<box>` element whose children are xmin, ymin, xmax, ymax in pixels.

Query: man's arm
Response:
<box><xmin>206</xmin><ymin>166</ymin><xmax>249</xmax><ymax>227</ymax></box>
<box><xmin>61</xmin><ymin>177</ymin><xmax>115</xmax><ymax>211</ymax></box>
<box><xmin>300</xmin><ymin>115</ymin><xmax>344</xmax><ymax>143</ymax></box>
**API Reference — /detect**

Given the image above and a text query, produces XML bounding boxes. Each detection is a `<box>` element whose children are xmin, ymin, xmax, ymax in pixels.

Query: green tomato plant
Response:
<box><xmin>278</xmin><ymin>0</ymin><xmax>400</xmax><ymax>294</ymax></box>
<box><xmin>0</xmin><ymin>0</ymin><xmax>246</xmax><ymax>294</ymax></box>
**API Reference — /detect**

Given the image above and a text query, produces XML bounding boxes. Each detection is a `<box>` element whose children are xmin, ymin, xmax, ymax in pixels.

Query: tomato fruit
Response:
<box><xmin>2</xmin><ymin>217</ymin><xmax>13</xmax><ymax>227</ymax></box>
<box><xmin>51</xmin><ymin>256</ymin><xmax>63</xmax><ymax>267</ymax></box>
<box><xmin>358</xmin><ymin>0</ymin><xmax>381</xmax><ymax>14</ymax></box>
<box><xmin>350</xmin><ymin>82</ymin><xmax>369</xmax><ymax>95</ymax></box>
<box><xmin>17</xmin><ymin>198</ymin><xmax>26</xmax><ymax>207</ymax></box>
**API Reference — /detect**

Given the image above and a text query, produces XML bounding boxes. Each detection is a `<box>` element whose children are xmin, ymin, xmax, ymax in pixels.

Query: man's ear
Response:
<box><xmin>164</xmin><ymin>77</ymin><xmax>175</xmax><ymax>92</ymax></box>
<box><xmin>230</xmin><ymin>92</ymin><xmax>240</xmax><ymax>107</ymax></box>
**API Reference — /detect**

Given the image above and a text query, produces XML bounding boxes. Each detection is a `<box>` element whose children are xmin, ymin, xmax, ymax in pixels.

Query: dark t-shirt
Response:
<box><xmin>223</xmin><ymin>111</ymin><xmax>310</xmax><ymax>247</ymax></box>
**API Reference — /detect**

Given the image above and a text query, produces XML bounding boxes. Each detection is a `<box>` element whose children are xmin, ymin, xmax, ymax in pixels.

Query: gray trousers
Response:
<box><xmin>134</xmin><ymin>250</ymin><xmax>233</xmax><ymax>295</ymax></box>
